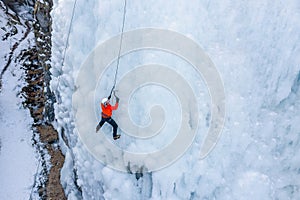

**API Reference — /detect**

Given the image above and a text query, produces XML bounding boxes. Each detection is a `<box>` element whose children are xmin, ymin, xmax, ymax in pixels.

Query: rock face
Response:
<box><xmin>1</xmin><ymin>0</ymin><xmax>66</xmax><ymax>199</ymax></box>
<box><xmin>2</xmin><ymin>0</ymin><xmax>35</xmax><ymax>20</ymax></box>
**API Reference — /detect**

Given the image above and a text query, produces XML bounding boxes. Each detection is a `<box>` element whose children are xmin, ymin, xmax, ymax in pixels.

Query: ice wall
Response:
<box><xmin>51</xmin><ymin>0</ymin><xmax>300</xmax><ymax>199</ymax></box>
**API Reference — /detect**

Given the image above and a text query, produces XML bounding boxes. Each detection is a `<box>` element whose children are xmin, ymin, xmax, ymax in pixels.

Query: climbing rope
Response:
<box><xmin>54</xmin><ymin>0</ymin><xmax>77</xmax><ymax>103</ymax></box>
<box><xmin>62</xmin><ymin>0</ymin><xmax>77</xmax><ymax>67</ymax></box>
<box><xmin>57</xmin><ymin>0</ymin><xmax>126</xmax><ymax>98</ymax></box>
<box><xmin>109</xmin><ymin>0</ymin><xmax>127</xmax><ymax>96</ymax></box>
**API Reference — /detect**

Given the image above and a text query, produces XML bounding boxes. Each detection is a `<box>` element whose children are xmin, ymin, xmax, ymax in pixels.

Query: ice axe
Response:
<box><xmin>108</xmin><ymin>86</ymin><xmax>119</xmax><ymax>103</ymax></box>
<box><xmin>113</xmin><ymin>90</ymin><xmax>120</xmax><ymax>103</ymax></box>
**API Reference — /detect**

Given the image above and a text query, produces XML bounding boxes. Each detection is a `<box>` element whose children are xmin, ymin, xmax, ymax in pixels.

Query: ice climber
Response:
<box><xmin>96</xmin><ymin>94</ymin><xmax>120</xmax><ymax>140</ymax></box>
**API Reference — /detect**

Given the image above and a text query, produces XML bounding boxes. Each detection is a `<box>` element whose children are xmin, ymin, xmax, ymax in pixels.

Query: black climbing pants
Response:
<box><xmin>98</xmin><ymin>117</ymin><xmax>118</xmax><ymax>137</ymax></box>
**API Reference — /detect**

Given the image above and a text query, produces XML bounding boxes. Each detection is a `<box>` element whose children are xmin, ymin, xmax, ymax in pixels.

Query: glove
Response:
<box><xmin>116</xmin><ymin>96</ymin><xmax>120</xmax><ymax>103</ymax></box>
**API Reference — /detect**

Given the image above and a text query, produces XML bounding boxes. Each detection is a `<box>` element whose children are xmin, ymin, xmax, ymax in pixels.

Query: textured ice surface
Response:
<box><xmin>51</xmin><ymin>0</ymin><xmax>300</xmax><ymax>199</ymax></box>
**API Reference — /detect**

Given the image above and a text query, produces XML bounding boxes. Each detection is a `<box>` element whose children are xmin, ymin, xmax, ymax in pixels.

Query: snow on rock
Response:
<box><xmin>0</xmin><ymin>63</ymin><xmax>37</xmax><ymax>200</ymax></box>
<box><xmin>0</xmin><ymin>2</ymin><xmax>37</xmax><ymax>199</ymax></box>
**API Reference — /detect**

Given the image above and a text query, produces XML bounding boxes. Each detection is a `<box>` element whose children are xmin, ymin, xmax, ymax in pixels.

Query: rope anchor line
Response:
<box><xmin>110</xmin><ymin>0</ymin><xmax>127</xmax><ymax>97</ymax></box>
<box><xmin>59</xmin><ymin>0</ymin><xmax>126</xmax><ymax>99</ymax></box>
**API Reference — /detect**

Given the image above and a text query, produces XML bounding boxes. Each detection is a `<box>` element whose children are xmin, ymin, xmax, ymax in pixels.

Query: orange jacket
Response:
<box><xmin>101</xmin><ymin>102</ymin><xmax>118</xmax><ymax>118</ymax></box>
